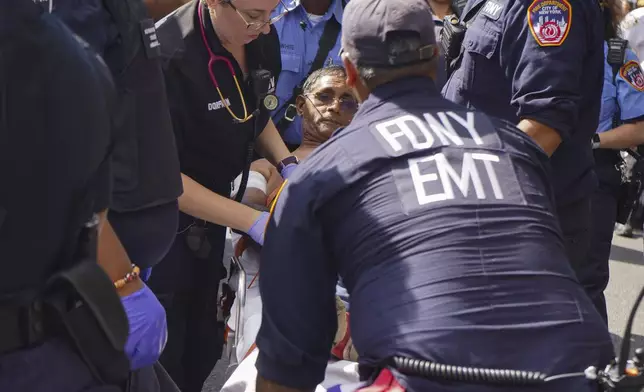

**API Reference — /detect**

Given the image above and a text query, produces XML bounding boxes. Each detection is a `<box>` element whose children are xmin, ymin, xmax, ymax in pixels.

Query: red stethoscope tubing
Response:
<box><xmin>197</xmin><ymin>4</ymin><xmax>252</xmax><ymax>122</ymax></box>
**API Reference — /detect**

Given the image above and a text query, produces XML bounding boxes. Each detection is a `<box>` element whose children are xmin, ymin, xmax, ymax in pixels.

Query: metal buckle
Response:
<box><xmin>283</xmin><ymin>104</ymin><xmax>298</xmax><ymax>122</ymax></box>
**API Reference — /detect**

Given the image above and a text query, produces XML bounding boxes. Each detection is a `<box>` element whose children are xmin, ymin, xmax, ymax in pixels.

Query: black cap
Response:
<box><xmin>341</xmin><ymin>0</ymin><xmax>437</xmax><ymax>67</ymax></box>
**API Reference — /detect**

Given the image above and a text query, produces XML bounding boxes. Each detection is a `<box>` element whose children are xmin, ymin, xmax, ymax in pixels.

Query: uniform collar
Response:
<box><xmin>279</xmin><ymin>0</ymin><xmax>345</xmax><ymax>24</ymax></box>
<box><xmin>356</xmin><ymin>76</ymin><xmax>439</xmax><ymax>116</ymax></box>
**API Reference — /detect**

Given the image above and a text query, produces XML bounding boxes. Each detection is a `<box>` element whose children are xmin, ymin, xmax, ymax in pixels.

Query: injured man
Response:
<box><xmin>223</xmin><ymin>66</ymin><xmax>360</xmax><ymax>392</ymax></box>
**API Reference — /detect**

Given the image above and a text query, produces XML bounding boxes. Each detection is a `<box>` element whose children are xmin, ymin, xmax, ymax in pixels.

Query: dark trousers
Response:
<box><xmin>0</xmin><ymin>339</ymin><xmax>123</xmax><ymax>392</ymax></box>
<box><xmin>557</xmin><ymin>196</ymin><xmax>609</xmax><ymax>323</ymax></box>
<box><xmin>586</xmin><ymin>186</ymin><xmax>617</xmax><ymax>324</ymax></box>
<box><xmin>148</xmin><ymin>214</ymin><xmax>226</xmax><ymax>392</ymax></box>
<box><xmin>126</xmin><ymin>363</ymin><xmax>181</xmax><ymax>392</ymax></box>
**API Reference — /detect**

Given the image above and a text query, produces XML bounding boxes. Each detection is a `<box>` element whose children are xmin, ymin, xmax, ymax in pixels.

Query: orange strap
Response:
<box><xmin>234</xmin><ymin>179</ymin><xmax>287</xmax><ymax>259</ymax></box>
<box><xmin>233</xmin><ymin>179</ymin><xmax>289</xmax><ymax>288</ymax></box>
<box><xmin>243</xmin><ymin>342</ymin><xmax>257</xmax><ymax>360</ymax></box>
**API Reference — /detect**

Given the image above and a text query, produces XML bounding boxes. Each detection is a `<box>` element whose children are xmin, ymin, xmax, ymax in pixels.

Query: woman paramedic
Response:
<box><xmin>585</xmin><ymin>2</ymin><xmax>644</xmax><ymax>325</ymax></box>
<box><xmin>149</xmin><ymin>1</ymin><xmax>297</xmax><ymax>391</ymax></box>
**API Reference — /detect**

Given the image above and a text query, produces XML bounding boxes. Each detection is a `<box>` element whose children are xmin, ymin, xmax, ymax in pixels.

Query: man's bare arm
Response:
<box><xmin>517</xmin><ymin>118</ymin><xmax>562</xmax><ymax>157</ymax></box>
<box><xmin>256</xmin><ymin>375</ymin><xmax>313</xmax><ymax>392</ymax></box>
<box><xmin>598</xmin><ymin>120</ymin><xmax>644</xmax><ymax>149</ymax></box>
<box><xmin>96</xmin><ymin>211</ymin><xmax>143</xmax><ymax>296</ymax></box>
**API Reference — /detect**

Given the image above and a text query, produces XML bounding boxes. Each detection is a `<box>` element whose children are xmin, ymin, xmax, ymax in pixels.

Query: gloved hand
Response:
<box><xmin>121</xmin><ymin>284</ymin><xmax>168</xmax><ymax>370</ymax></box>
<box><xmin>140</xmin><ymin>267</ymin><xmax>153</xmax><ymax>282</ymax></box>
<box><xmin>280</xmin><ymin>163</ymin><xmax>298</xmax><ymax>180</ymax></box>
<box><xmin>247</xmin><ymin>211</ymin><xmax>270</xmax><ymax>246</ymax></box>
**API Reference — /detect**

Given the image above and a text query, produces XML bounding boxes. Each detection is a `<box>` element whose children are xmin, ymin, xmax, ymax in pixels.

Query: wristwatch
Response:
<box><xmin>592</xmin><ymin>133</ymin><xmax>601</xmax><ymax>149</ymax></box>
<box><xmin>277</xmin><ymin>155</ymin><xmax>299</xmax><ymax>173</ymax></box>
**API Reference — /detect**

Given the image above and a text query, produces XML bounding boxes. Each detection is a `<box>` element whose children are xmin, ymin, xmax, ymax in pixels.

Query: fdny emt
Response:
<box><xmin>254</xmin><ymin>0</ymin><xmax>614</xmax><ymax>391</ymax></box>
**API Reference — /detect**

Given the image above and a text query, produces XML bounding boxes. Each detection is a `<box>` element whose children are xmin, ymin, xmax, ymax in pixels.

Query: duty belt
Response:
<box><xmin>0</xmin><ymin>296</ymin><xmax>50</xmax><ymax>354</ymax></box>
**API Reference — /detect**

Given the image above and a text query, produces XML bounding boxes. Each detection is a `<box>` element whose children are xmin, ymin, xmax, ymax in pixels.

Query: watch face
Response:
<box><xmin>264</xmin><ymin>95</ymin><xmax>279</xmax><ymax>111</ymax></box>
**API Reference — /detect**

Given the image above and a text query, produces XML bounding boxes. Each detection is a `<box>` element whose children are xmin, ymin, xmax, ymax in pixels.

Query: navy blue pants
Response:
<box><xmin>0</xmin><ymin>339</ymin><xmax>123</xmax><ymax>392</ymax></box>
<box><xmin>147</xmin><ymin>213</ymin><xmax>226</xmax><ymax>392</ymax></box>
<box><xmin>584</xmin><ymin>162</ymin><xmax>622</xmax><ymax>324</ymax></box>
<box><xmin>556</xmin><ymin>196</ymin><xmax>610</xmax><ymax>322</ymax></box>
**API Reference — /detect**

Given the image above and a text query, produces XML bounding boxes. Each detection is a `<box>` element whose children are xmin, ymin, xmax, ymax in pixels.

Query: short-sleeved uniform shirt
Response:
<box><xmin>442</xmin><ymin>0</ymin><xmax>604</xmax><ymax>206</ymax></box>
<box><xmin>155</xmin><ymin>0</ymin><xmax>281</xmax><ymax>197</ymax></box>
<box><xmin>598</xmin><ymin>45</ymin><xmax>644</xmax><ymax>133</ymax></box>
<box><xmin>255</xmin><ymin>77</ymin><xmax>613</xmax><ymax>391</ymax></box>
<box><xmin>0</xmin><ymin>0</ymin><xmax>114</xmax><ymax>295</ymax></box>
<box><xmin>270</xmin><ymin>0</ymin><xmax>345</xmax><ymax>145</ymax></box>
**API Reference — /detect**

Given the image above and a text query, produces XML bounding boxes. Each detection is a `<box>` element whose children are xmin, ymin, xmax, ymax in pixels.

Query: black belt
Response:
<box><xmin>0</xmin><ymin>296</ymin><xmax>54</xmax><ymax>354</ymax></box>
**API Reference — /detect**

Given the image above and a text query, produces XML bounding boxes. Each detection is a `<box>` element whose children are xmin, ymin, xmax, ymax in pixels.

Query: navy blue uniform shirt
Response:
<box><xmin>53</xmin><ymin>0</ymin><xmax>183</xmax><ymax>212</ymax></box>
<box><xmin>442</xmin><ymin>0</ymin><xmax>604</xmax><ymax>206</ymax></box>
<box><xmin>255</xmin><ymin>77</ymin><xmax>613</xmax><ymax>391</ymax></box>
<box><xmin>0</xmin><ymin>0</ymin><xmax>114</xmax><ymax>294</ymax></box>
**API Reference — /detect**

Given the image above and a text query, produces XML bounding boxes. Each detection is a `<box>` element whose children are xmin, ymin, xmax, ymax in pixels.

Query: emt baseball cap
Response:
<box><xmin>341</xmin><ymin>0</ymin><xmax>437</xmax><ymax>67</ymax></box>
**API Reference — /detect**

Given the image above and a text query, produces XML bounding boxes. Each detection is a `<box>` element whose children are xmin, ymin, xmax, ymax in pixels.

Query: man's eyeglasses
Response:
<box><xmin>305</xmin><ymin>91</ymin><xmax>359</xmax><ymax>113</ymax></box>
<box><xmin>224</xmin><ymin>0</ymin><xmax>289</xmax><ymax>31</ymax></box>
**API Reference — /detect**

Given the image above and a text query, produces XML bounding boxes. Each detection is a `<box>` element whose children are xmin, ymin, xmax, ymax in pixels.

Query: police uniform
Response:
<box><xmin>53</xmin><ymin>0</ymin><xmax>183</xmax><ymax>270</ymax></box>
<box><xmin>149</xmin><ymin>2</ymin><xmax>281</xmax><ymax>391</ymax></box>
<box><xmin>255</xmin><ymin>0</ymin><xmax>613</xmax><ymax>391</ymax></box>
<box><xmin>270</xmin><ymin>0</ymin><xmax>345</xmax><ymax>146</ymax></box>
<box><xmin>442</xmin><ymin>0</ymin><xmax>604</xmax><ymax>300</ymax></box>
<box><xmin>588</xmin><ymin>46</ymin><xmax>644</xmax><ymax>322</ymax></box>
<box><xmin>0</xmin><ymin>1</ymin><xmax>128</xmax><ymax>390</ymax></box>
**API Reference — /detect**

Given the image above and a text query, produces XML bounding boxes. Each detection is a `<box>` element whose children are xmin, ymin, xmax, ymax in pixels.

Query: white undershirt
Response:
<box><xmin>307</xmin><ymin>13</ymin><xmax>325</xmax><ymax>27</ymax></box>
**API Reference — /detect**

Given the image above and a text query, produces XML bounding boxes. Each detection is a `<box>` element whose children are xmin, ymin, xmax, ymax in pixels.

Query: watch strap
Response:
<box><xmin>277</xmin><ymin>155</ymin><xmax>299</xmax><ymax>172</ymax></box>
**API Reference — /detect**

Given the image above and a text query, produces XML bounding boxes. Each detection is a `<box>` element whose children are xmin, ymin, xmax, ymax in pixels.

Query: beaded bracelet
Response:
<box><xmin>114</xmin><ymin>264</ymin><xmax>141</xmax><ymax>289</ymax></box>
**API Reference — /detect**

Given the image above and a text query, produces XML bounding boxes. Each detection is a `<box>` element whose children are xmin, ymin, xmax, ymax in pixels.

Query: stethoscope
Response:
<box><xmin>197</xmin><ymin>3</ymin><xmax>254</xmax><ymax>123</ymax></box>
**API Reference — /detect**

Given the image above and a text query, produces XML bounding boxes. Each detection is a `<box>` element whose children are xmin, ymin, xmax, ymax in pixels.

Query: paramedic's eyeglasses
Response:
<box><xmin>306</xmin><ymin>92</ymin><xmax>359</xmax><ymax>113</ymax></box>
<box><xmin>224</xmin><ymin>0</ymin><xmax>289</xmax><ymax>31</ymax></box>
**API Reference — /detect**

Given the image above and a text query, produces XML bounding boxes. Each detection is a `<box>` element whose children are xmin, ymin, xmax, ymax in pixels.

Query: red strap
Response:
<box><xmin>357</xmin><ymin>369</ymin><xmax>406</xmax><ymax>392</ymax></box>
<box><xmin>331</xmin><ymin>312</ymin><xmax>352</xmax><ymax>360</ymax></box>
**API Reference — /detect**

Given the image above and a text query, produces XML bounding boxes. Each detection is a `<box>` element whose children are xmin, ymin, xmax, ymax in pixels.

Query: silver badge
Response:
<box><xmin>264</xmin><ymin>95</ymin><xmax>279</xmax><ymax>111</ymax></box>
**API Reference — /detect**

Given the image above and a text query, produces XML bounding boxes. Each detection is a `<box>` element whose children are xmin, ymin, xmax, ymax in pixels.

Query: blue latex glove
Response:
<box><xmin>247</xmin><ymin>211</ymin><xmax>270</xmax><ymax>246</ymax></box>
<box><xmin>140</xmin><ymin>267</ymin><xmax>152</xmax><ymax>282</ymax></box>
<box><xmin>121</xmin><ymin>284</ymin><xmax>167</xmax><ymax>370</ymax></box>
<box><xmin>280</xmin><ymin>163</ymin><xmax>298</xmax><ymax>180</ymax></box>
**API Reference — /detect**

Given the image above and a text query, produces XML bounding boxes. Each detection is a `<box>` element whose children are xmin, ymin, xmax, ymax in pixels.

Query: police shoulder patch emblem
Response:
<box><xmin>527</xmin><ymin>0</ymin><xmax>572</xmax><ymax>47</ymax></box>
<box><xmin>620</xmin><ymin>61</ymin><xmax>644</xmax><ymax>92</ymax></box>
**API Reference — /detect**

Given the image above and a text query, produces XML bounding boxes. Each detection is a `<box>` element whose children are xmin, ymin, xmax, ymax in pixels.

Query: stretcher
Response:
<box><xmin>219</xmin><ymin>230</ymin><xmax>360</xmax><ymax>391</ymax></box>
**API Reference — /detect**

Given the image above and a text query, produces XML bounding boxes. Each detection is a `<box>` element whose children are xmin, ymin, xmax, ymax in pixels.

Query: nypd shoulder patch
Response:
<box><xmin>620</xmin><ymin>61</ymin><xmax>644</xmax><ymax>92</ymax></box>
<box><xmin>527</xmin><ymin>0</ymin><xmax>572</xmax><ymax>47</ymax></box>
